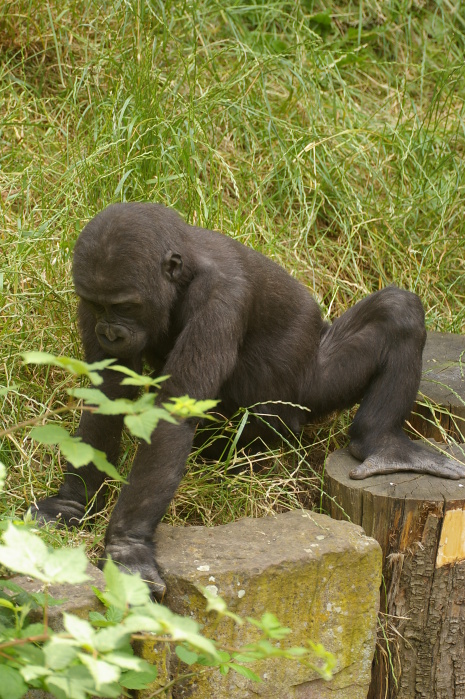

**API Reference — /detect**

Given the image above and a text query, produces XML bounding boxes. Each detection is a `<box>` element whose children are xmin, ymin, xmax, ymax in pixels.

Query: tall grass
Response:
<box><xmin>1</xmin><ymin>0</ymin><xmax>464</xmax><ymax>545</ymax></box>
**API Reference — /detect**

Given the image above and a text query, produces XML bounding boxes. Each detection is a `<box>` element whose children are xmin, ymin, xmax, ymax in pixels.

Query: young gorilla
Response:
<box><xmin>33</xmin><ymin>203</ymin><xmax>465</xmax><ymax>598</ymax></box>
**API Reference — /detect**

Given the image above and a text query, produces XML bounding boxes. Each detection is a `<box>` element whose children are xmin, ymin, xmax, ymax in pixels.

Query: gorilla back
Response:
<box><xmin>32</xmin><ymin>202</ymin><xmax>465</xmax><ymax>598</ymax></box>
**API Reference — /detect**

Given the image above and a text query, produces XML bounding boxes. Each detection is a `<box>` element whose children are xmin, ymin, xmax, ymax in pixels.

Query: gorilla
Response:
<box><xmin>32</xmin><ymin>202</ymin><xmax>465</xmax><ymax>598</ymax></box>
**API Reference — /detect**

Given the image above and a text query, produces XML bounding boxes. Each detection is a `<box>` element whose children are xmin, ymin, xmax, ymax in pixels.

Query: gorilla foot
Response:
<box><xmin>348</xmin><ymin>439</ymin><xmax>465</xmax><ymax>480</ymax></box>
<box><xmin>104</xmin><ymin>540</ymin><xmax>167</xmax><ymax>601</ymax></box>
<box><xmin>30</xmin><ymin>496</ymin><xmax>87</xmax><ymax>527</ymax></box>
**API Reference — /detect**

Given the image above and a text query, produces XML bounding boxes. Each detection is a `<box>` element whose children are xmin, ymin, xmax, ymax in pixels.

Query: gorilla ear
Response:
<box><xmin>162</xmin><ymin>251</ymin><xmax>183</xmax><ymax>281</ymax></box>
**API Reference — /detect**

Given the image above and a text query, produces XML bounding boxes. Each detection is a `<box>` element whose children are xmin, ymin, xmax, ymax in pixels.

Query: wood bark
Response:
<box><xmin>324</xmin><ymin>447</ymin><xmax>465</xmax><ymax>698</ymax></box>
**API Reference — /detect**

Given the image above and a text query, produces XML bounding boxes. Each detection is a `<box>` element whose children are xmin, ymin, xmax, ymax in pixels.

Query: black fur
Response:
<box><xmin>33</xmin><ymin>203</ymin><xmax>465</xmax><ymax>598</ymax></box>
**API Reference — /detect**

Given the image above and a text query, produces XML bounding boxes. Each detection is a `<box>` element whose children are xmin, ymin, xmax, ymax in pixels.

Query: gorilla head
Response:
<box><xmin>72</xmin><ymin>203</ymin><xmax>187</xmax><ymax>359</ymax></box>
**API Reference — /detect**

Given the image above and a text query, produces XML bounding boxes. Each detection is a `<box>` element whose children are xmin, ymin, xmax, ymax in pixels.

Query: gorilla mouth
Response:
<box><xmin>96</xmin><ymin>333</ymin><xmax>135</xmax><ymax>357</ymax></box>
<box><xmin>96</xmin><ymin>329</ymin><xmax>147</xmax><ymax>358</ymax></box>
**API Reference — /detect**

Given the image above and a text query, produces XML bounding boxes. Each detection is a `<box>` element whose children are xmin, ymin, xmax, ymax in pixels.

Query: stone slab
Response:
<box><xmin>137</xmin><ymin>510</ymin><xmax>382</xmax><ymax>699</ymax></box>
<box><xmin>420</xmin><ymin>332</ymin><xmax>465</xmax><ymax>408</ymax></box>
<box><xmin>10</xmin><ymin>561</ymin><xmax>105</xmax><ymax>632</ymax></box>
<box><xmin>413</xmin><ymin>332</ymin><xmax>465</xmax><ymax>440</ymax></box>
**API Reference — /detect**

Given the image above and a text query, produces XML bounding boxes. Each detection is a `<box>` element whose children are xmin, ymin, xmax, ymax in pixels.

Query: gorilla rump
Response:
<box><xmin>33</xmin><ymin>202</ymin><xmax>465</xmax><ymax>597</ymax></box>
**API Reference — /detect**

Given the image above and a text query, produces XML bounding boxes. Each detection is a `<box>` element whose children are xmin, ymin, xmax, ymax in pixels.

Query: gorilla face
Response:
<box><xmin>80</xmin><ymin>296</ymin><xmax>148</xmax><ymax>358</ymax></box>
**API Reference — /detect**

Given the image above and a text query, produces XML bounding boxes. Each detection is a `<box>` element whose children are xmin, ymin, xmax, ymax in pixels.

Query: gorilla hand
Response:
<box><xmin>103</xmin><ymin>538</ymin><xmax>167</xmax><ymax>601</ymax></box>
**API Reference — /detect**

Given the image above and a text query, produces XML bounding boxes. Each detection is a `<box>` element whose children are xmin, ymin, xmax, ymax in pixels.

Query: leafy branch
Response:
<box><xmin>0</xmin><ymin>354</ymin><xmax>334</xmax><ymax>698</ymax></box>
<box><xmin>19</xmin><ymin>353</ymin><xmax>218</xmax><ymax>482</ymax></box>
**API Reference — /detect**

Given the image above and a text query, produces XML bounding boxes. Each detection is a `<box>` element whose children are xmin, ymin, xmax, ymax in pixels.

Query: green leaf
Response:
<box><xmin>124</xmin><ymin>408</ymin><xmax>175</xmax><ymax>442</ymax></box>
<box><xmin>88</xmin><ymin>610</ymin><xmax>107</xmax><ymax>625</ymax></box>
<box><xmin>0</xmin><ymin>524</ymin><xmax>48</xmax><ymax>579</ymax></box>
<box><xmin>45</xmin><ymin>666</ymin><xmax>98</xmax><ymax>699</ymax></box>
<box><xmin>175</xmin><ymin>645</ymin><xmax>200</xmax><ymax>666</ymax></box>
<box><xmin>121</xmin><ymin>613</ymin><xmax>163</xmax><ymax>635</ymax></box>
<box><xmin>247</xmin><ymin>612</ymin><xmax>291</xmax><ymax>639</ymax></box>
<box><xmin>22</xmin><ymin>353</ymin><xmax>114</xmax><ymax>386</ymax></box>
<box><xmin>170</xmin><ymin>629</ymin><xmax>218</xmax><ymax>658</ymax></box>
<box><xmin>20</xmin><ymin>665</ymin><xmax>49</xmax><ymax>682</ymax></box>
<box><xmin>22</xmin><ymin>351</ymin><xmax>58</xmax><ymax>366</ymax></box>
<box><xmin>283</xmin><ymin>646</ymin><xmax>308</xmax><ymax>657</ymax></box>
<box><xmin>14</xmin><ymin>643</ymin><xmax>45</xmax><ymax>666</ymax></box>
<box><xmin>68</xmin><ymin>387</ymin><xmax>108</xmax><ymax>404</ymax></box>
<box><xmin>44</xmin><ymin>637</ymin><xmax>79</xmax><ymax>669</ymax></box>
<box><xmin>0</xmin><ymin>665</ymin><xmax>28</xmax><ymax>699</ymax></box>
<box><xmin>89</xmin><ymin>594</ymin><xmax>124</xmax><ymax>621</ymax></box>
<box><xmin>63</xmin><ymin>614</ymin><xmax>95</xmax><ymax>645</ymax></box>
<box><xmin>229</xmin><ymin>663</ymin><xmax>262</xmax><ymax>682</ymax></box>
<box><xmin>31</xmin><ymin>430</ymin><xmax>123</xmax><ymax>481</ymax></box>
<box><xmin>86</xmin><ymin>359</ymin><xmax>118</xmax><ymax>372</ymax></box>
<box><xmin>91</xmin><ymin>450</ymin><xmax>125</xmax><ymax>481</ymax></box>
<box><xmin>41</xmin><ymin>546</ymin><xmax>90</xmax><ymax>584</ymax></box>
<box><xmin>94</xmin><ymin>398</ymin><xmax>135</xmax><ymax>415</ymax></box>
<box><xmin>203</xmin><ymin>589</ymin><xmax>227</xmax><ymax>614</ymax></box>
<box><xmin>120</xmin><ymin>668</ymin><xmax>158</xmax><ymax>690</ymax></box>
<box><xmin>28</xmin><ymin>592</ymin><xmax>65</xmax><ymax>608</ymax></box>
<box><xmin>45</xmin><ymin>677</ymin><xmax>85</xmax><ymax>699</ymax></box>
<box><xmin>78</xmin><ymin>654</ymin><xmax>121</xmax><ymax>689</ymax></box>
<box><xmin>164</xmin><ymin>396</ymin><xmax>218</xmax><ymax>418</ymax></box>
<box><xmin>104</xmin><ymin>652</ymin><xmax>152</xmax><ymax>671</ymax></box>
<box><xmin>93</xmin><ymin>625</ymin><xmax>132</xmax><ymax>653</ymax></box>
<box><xmin>92</xmin><ymin>393</ymin><xmax>158</xmax><ymax>416</ymax></box>
<box><xmin>130</xmin><ymin>393</ymin><xmax>158</xmax><ymax>411</ymax></box>
<box><xmin>0</xmin><ymin>524</ymin><xmax>89</xmax><ymax>583</ymax></box>
<box><xmin>102</xmin><ymin>559</ymin><xmax>152</xmax><ymax>609</ymax></box>
<box><xmin>60</xmin><ymin>438</ymin><xmax>94</xmax><ymax>467</ymax></box>
<box><xmin>202</xmin><ymin>588</ymin><xmax>242</xmax><ymax>624</ymax></box>
<box><xmin>30</xmin><ymin>424</ymin><xmax>70</xmax><ymax>445</ymax></box>
<box><xmin>110</xmin><ymin>366</ymin><xmax>169</xmax><ymax>389</ymax></box>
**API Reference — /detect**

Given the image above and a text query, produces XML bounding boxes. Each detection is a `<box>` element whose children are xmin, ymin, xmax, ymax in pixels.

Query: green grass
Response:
<box><xmin>1</xmin><ymin>0</ymin><xmax>465</xmax><ymax>553</ymax></box>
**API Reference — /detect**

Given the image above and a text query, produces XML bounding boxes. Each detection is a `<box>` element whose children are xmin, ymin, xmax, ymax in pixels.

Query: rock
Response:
<box><xmin>10</xmin><ymin>561</ymin><xmax>105</xmax><ymax>632</ymax></box>
<box><xmin>138</xmin><ymin>510</ymin><xmax>382</xmax><ymax>699</ymax></box>
<box><xmin>8</xmin><ymin>515</ymin><xmax>381</xmax><ymax>699</ymax></box>
<box><xmin>411</xmin><ymin>331</ymin><xmax>465</xmax><ymax>441</ymax></box>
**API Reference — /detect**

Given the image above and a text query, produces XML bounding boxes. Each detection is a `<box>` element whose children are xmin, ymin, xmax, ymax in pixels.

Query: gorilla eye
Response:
<box><xmin>87</xmin><ymin>301</ymin><xmax>104</xmax><ymax>314</ymax></box>
<box><xmin>114</xmin><ymin>302</ymin><xmax>138</xmax><ymax>315</ymax></box>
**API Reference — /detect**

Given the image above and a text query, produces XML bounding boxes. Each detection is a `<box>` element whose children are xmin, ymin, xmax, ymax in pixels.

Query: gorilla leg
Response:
<box><xmin>309</xmin><ymin>287</ymin><xmax>465</xmax><ymax>479</ymax></box>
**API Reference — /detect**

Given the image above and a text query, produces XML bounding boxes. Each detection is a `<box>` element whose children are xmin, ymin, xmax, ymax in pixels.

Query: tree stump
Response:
<box><xmin>323</xmin><ymin>332</ymin><xmax>465</xmax><ymax>699</ymax></box>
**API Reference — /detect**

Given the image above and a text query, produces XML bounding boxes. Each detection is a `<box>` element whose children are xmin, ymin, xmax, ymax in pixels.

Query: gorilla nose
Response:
<box><xmin>105</xmin><ymin>326</ymin><xmax>121</xmax><ymax>341</ymax></box>
<box><xmin>96</xmin><ymin>321</ymin><xmax>126</xmax><ymax>342</ymax></box>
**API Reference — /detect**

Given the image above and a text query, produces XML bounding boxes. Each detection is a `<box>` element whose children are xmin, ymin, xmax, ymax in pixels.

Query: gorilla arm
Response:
<box><xmin>31</xmin><ymin>302</ymin><xmax>142</xmax><ymax>526</ymax></box>
<box><xmin>103</xmin><ymin>301</ymin><xmax>242</xmax><ymax>596</ymax></box>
